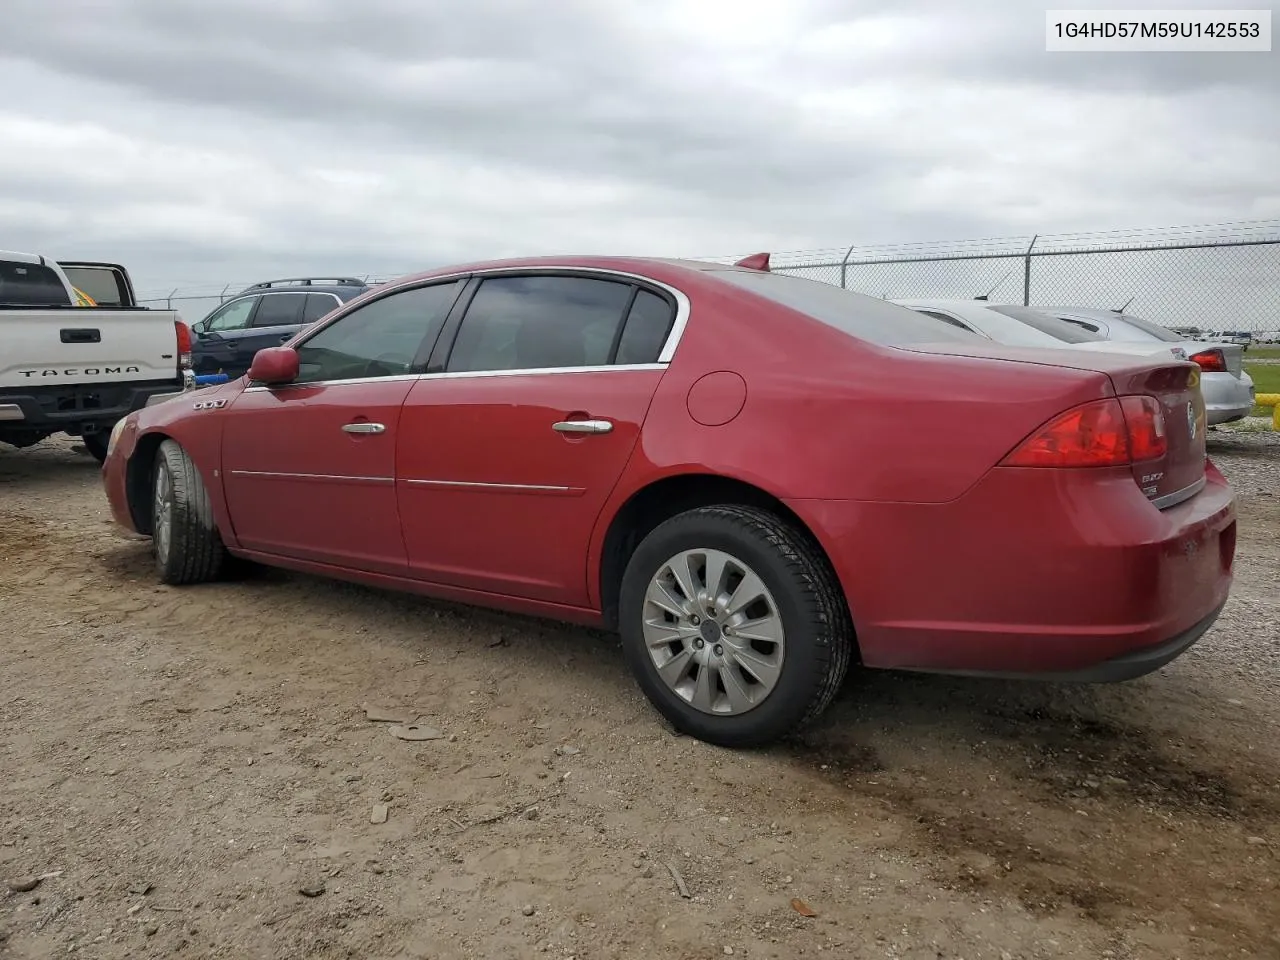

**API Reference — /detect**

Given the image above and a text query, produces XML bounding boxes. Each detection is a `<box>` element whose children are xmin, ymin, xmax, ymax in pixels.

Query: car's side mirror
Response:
<box><xmin>247</xmin><ymin>346</ymin><xmax>300</xmax><ymax>385</ymax></box>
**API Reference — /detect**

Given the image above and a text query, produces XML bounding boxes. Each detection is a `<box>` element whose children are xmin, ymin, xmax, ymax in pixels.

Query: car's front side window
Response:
<box><xmin>205</xmin><ymin>297</ymin><xmax>257</xmax><ymax>332</ymax></box>
<box><xmin>444</xmin><ymin>274</ymin><xmax>636</xmax><ymax>373</ymax></box>
<box><xmin>292</xmin><ymin>281</ymin><xmax>462</xmax><ymax>384</ymax></box>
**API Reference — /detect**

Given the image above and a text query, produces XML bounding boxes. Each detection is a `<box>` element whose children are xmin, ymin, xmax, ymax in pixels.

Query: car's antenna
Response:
<box><xmin>975</xmin><ymin>268</ymin><xmax>1014</xmax><ymax>301</ymax></box>
<box><xmin>1113</xmin><ymin>295</ymin><xmax>1136</xmax><ymax>313</ymax></box>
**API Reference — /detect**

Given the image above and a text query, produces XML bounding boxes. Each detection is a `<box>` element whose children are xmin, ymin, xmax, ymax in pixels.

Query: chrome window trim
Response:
<box><xmin>242</xmin><ymin>363</ymin><xmax>667</xmax><ymax>393</ymax></box>
<box><xmin>284</xmin><ymin>265</ymin><xmax>691</xmax><ymax>377</ymax></box>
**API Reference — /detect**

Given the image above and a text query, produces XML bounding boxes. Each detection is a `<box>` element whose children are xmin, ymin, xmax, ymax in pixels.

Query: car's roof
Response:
<box><xmin>0</xmin><ymin>249</ymin><xmax>45</xmax><ymax>265</ymax></box>
<box><xmin>382</xmin><ymin>255</ymin><xmax>754</xmax><ymax>289</ymax></box>
<box><xmin>891</xmin><ymin>298</ymin><xmax>1008</xmax><ymax>310</ymax></box>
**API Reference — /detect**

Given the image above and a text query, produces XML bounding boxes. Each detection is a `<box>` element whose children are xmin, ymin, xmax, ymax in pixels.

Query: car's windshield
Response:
<box><xmin>709</xmin><ymin>270</ymin><xmax>977</xmax><ymax>346</ymax></box>
<box><xmin>988</xmin><ymin>305</ymin><xmax>1105</xmax><ymax>344</ymax></box>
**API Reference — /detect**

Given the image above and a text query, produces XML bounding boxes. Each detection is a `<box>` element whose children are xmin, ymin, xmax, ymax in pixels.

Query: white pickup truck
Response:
<box><xmin>1</xmin><ymin>250</ymin><xmax>189</xmax><ymax>462</ymax></box>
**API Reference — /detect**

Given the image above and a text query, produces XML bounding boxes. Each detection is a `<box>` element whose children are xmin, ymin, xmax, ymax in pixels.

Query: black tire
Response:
<box><xmin>618</xmin><ymin>504</ymin><xmax>854</xmax><ymax>748</ymax></box>
<box><xmin>152</xmin><ymin>439</ymin><xmax>226</xmax><ymax>585</ymax></box>
<box><xmin>81</xmin><ymin>431</ymin><xmax>109</xmax><ymax>463</ymax></box>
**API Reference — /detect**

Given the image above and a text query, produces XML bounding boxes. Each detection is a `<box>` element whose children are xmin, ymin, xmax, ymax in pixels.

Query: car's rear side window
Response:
<box><xmin>252</xmin><ymin>293</ymin><xmax>307</xmax><ymax>327</ymax></box>
<box><xmin>614</xmin><ymin>289</ymin><xmax>675</xmax><ymax>364</ymax></box>
<box><xmin>303</xmin><ymin>293</ymin><xmax>341</xmax><ymax>324</ymax></box>
<box><xmin>709</xmin><ymin>270</ymin><xmax>974</xmax><ymax>346</ymax></box>
<box><xmin>0</xmin><ymin>259</ymin><xmax>71</xmax><ymax>307</ymax></box>
<box><xmin>988</xmin><ymin>305</ymin><xmax>1104</xmax><ymax>344</ymax></box>
<box><xmin>445</xmin><ymin>275</ymin><xmax>636</xmax><ymax>372</ymax></box>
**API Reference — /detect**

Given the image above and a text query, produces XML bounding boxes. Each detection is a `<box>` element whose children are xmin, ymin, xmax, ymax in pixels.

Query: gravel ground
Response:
<box><xmin>1</xmin><ymin>434</ymin><xmax>1277</xmax><ymax>960</ymax></box>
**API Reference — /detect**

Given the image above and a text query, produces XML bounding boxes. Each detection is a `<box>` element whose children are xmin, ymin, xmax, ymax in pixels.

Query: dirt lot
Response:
<box><xmin>2</xmin><ymin>434</ymin><xmax>1278</xmax><ymax>960</ymax></box>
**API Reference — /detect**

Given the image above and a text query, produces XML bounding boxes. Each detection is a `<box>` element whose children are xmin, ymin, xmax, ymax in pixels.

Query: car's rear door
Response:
<box><xmin>220</xmin><ymin>281</ymin><xmax>464</xmax><ymax>573</ymax></box>
<box><xmin>396</xmin><ymin>271</ymin><xmax>677</xmax><ymax>607</ymax></box>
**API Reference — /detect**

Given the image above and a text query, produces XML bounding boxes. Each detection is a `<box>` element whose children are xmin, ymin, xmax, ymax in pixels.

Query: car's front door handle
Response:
<box><xmin>342</xmin><ymin>422</ymin><xmax>386</xmax><ymax>434</ymax></box>
<box><xmin>552</xmin><ymin>419</ymin><xmax>613</xmax><ymax>435</ymax></box>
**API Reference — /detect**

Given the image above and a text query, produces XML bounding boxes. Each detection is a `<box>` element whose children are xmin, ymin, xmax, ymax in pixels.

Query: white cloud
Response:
<box><xmin>0</xmin><ymin>0</ymin><xmax>1274</xmax><ymax>296</ymax></box>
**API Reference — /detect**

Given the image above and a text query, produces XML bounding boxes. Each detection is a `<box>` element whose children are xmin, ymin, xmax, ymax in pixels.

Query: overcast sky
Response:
<box><xmin>1</xmin><ymin>0</ymin><xmax>1276</xmax><ymax>297</ymax></box>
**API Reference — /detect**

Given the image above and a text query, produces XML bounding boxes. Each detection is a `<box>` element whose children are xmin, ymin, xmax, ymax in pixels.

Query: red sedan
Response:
<box><xmin>101</xmin><ymin>255</ymin><xmax>1236</xmax><ymax>747</ymax></box>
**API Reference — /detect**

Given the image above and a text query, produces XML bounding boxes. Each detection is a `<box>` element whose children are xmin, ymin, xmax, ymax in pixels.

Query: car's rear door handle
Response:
<box><xmin>553</xmin><ymin>419</ymin><xmax>613</xmax><ymax>435</ymax></box>
<box><xmin>342</xmin><ymin>422</ymin><xmax>386</xmax><ymax>434</ymax></box>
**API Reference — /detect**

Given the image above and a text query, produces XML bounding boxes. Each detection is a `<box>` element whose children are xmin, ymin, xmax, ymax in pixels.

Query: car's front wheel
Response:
<box><xmin>151</xmin><ymin>439</ymin><xmax>226</xmax><ymax>585</ymax></box>
<box><xmin>618</xmin><ymin>504</ymin><xmax>854</xmax><ymax>747</ymax></box>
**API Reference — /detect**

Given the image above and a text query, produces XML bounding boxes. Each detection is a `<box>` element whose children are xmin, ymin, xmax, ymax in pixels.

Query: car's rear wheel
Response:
<box><xmin>152</xmin><ymin>439</ymin><xmax>226</xmax><ymax>585</ymax></box>
<box><xmin>618</xmin><ymin>504</ymin><xmax>853</xmax><ymax>747</ymax></box>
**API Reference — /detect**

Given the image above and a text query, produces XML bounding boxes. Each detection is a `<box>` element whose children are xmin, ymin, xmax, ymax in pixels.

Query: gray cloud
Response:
<box><xmin>0</xmin><ymin>0</ymin><xmax>1275</xmax><ymax>298</ymax></box>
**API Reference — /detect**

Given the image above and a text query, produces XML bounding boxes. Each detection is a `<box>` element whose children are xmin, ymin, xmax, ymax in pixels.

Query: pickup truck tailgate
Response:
<box><xmin>0</xmin><ymin>309</ymin><xmax>180</xmax><ymax>390</ymax></box>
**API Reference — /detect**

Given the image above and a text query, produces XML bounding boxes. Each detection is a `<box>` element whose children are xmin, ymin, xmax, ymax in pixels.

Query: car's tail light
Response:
<box><xmin>1188</xmin><ymin>349</ymin><xmax>1227</xmax><ymax>372</ymax></box>
<box><xmin>1002</xmin><ymin>396</ymin><xmax>1166</xmax><ymax>468</ymax></box>
<box><xmin>174</xmin><ymin>320</ymin><xmax>192</xmax><ymax>370</ymax></box>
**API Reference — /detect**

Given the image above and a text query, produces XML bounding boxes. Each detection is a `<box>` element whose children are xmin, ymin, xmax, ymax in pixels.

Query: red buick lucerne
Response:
<box><xmin>101</xmin><ymin>255</ymin><xmax>1236</xmax><ymax>747</ymax></box>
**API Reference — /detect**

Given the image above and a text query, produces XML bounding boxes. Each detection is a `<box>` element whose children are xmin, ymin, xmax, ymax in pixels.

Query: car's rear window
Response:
<box><xmin>988</xmin><ymin>305</ymin><xmax>1105</xmax><ymax>344</ymax></box>
<box><xmin>709</xmin><ymin>270</ymin><xmax>976</xmax><ymax>346</ymax></box>
<box><xmin>1108</xmin><ymin>312</ymin><xmax>1184</xmax><ymax>343</ymax></box>
<box><xmin>0</xmin><ymin>259</ymin><xmax>72</xmax><ymax>307</ymax></box>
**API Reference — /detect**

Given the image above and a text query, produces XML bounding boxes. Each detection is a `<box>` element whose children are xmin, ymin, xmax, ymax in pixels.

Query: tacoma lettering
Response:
<box><xmin>19</xmin><ymin>366</ymin><xmax>141</xmax><ymax>378</ymax></box>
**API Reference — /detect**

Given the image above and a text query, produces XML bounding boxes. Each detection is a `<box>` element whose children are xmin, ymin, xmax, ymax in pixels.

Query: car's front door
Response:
<box><xmin>191</xmin><ymin>296</ymin><xmax>259</xmax><ymax>375</ymax></box>
<box><xmin>220</xmin><ymin>280</ymin><xmax>464</xmax><ymax>573</ymax></box>
<box><xmin>396</xmin><ymin>272</ymin><xmax>677</xmax><ymax>607</ymax></box>
<box><xmin>230</xmin><ymin>291</ymin><xmax>312</xmax><ymax>373</ymax></box>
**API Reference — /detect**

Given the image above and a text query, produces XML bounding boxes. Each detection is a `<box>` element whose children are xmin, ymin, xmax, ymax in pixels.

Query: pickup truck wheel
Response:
<box><xmin>152</xmin><ymin>439</ymin><xmax>226</xmax><ymax>585</ymax></box>
<box><xmin>618</xmin><ymin>504</ymin><xmax>854</xmax><ymax>748</ymax></box>
<box><xmin>81</xmin><ymin>432</ymin><xmax>109</xmax><ymax>463</ymax></box>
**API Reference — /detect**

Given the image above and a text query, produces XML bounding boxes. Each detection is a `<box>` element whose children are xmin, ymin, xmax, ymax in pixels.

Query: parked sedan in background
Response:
<box><xmin>1038</xmin><ymin>307</ymin><xmax>1256</xmax><ymax>425</ymax></box>
<box><xmin>102</xmin><ymin>257</ymin><xmax>1234</xmax><ymax>747</ymax></box>
<box><xmin>188</xmin><ymin>277</ymin><xmax>372</xmax><ymax>379</ymax></box>
<box><xmin>892</xmin><ymin>299</ymin><xmax>1188</xmax><ymax>362</ymax></box>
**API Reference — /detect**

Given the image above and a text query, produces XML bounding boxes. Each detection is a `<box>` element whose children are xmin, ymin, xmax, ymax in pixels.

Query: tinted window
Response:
<box><xmin>446</xmin><ymin>275</ymin><xmax>634</xmax><ymax>372</ymax></box>
<box><xmin>614</xmin><ymin>289</ymin><xmax>675</xmax><ymax>364</ymax></box>
<box><xmin>917</xmin><ymin>309</ymin><xmax>976</xmax><ymax>332</ymax></box>
<box><xmin>0</xmin><ymin>259</ymin><xmax>71</xmax><ymax>306</ymax></box>
<box><xmin>1104</xmin><ymin>312</ymin><xmax>1183</xmax><ymax>343</ymax></box>
<box><xmin>293</xmin><ymin>281</ymin><xmax>461</xmax><ymax>383</ymax></box>
<box><xmin>710</xmin><ymin>270</ymin><xmax>974</xmax><ymax>346</ymax></box>
<box><xmin>205</xmin><ymin>297</ymin><xmax>256</xmax><ymax>331</ymax></box>
<box><xmin>303</xmin><ymin>293</ymin><xmax>341</xmax><ymax>324</ymax></box>
<box><xmin>988</xmin><ymin>305</ymin><xmax>1105</xmax><ymax>344</ymax></box>
<box><xmin>61</xmin><ymin>266</ymin><xmax>126</xmax><ymax>306</ymax></box>
<box><xmin>252</xmin><ymin>293</ymin><xmax>306</xmax><ymax>327</ymax></box>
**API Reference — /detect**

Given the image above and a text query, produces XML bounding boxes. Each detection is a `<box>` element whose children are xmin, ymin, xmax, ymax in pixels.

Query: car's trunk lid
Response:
<box><xmin>902</xmin><ymin>341</ymin><xmax>1206</xmax><ymax>507</ymax></box>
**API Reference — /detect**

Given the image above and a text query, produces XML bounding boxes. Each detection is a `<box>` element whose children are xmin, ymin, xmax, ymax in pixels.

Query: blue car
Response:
<box><xmin>188</xmin><ymin>277</ymin><xmax>372</xmax><ymax>379</ymax></box>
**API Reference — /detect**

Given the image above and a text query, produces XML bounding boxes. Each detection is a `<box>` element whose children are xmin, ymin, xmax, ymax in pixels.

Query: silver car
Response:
<box><xmin>1040</xmin><ymin>307</ymin><xmax>1256</xmax><ymax>425</ymax></box>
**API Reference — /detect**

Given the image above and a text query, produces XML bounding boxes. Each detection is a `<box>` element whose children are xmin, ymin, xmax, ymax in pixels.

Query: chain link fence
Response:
<box><xmin>138</xmin><ymin>219</ymin><xmax>1280</xmax><ymax>336</ymax></box>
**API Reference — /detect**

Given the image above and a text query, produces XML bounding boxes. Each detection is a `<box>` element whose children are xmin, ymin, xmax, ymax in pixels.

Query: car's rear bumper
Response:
<box><xmin>786</xmin><ymin>460</ymin><xmax>1236</xmax><ymax>679</ymax></box>
<box><xmin>1202</xmin><ymin>370</ymin><xmax>1255</xmax><ymax>425</ymax></box>
<box><xmin>0</xmin><ymin>379</ymin><xmax>182</xmax><ymax>436</ymax></box>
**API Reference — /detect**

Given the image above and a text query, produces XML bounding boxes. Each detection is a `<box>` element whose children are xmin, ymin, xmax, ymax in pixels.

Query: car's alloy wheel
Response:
<box><xmin>642</xmin><ymin>548</ymin><xmax>786</xmax><ymax>716</ymax></box>
<box><xmin>619</xmin><ymin>504</ymin><xmax>854</xmax><ymax>747</ymax></box>
<box><xmin>151</xmin><ymin>439</ymin><xmax>227</xmax><ymax>585</ymax></box>
<box><xmin>152</xmin><ymin>459</ymin><xmax>174</xmax><ymax>566</ymax></box>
